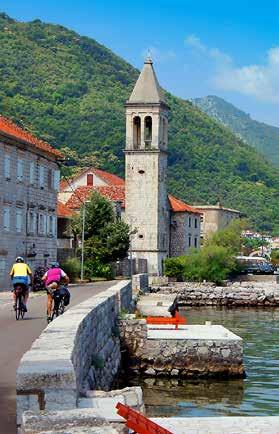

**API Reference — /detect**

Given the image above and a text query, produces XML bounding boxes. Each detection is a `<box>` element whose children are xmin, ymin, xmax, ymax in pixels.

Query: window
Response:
<box><xmin>38</xmin><ymin>213</ymin><xmax>45</xmax><ymax>235</ymax></box>
<box><xmin>48</xmin><ymin>169</ymin><xmax>53</xmax><ymax>190</ymax></box>
<box><xmin>194</xmin><ymin>237</ymin><xmax>198</xmax><ymax>248</ymax></box>
<box><xmin>47</xmin><ymin>215</ymin><xmax>55</xmax><ymax>236</ymax></box>
<box><xmin>28</xmin><ymin>211</ymin><xmax>36</xmax><ymax>234</ymax></box>
<box><xmin>195</xmin><ymin>218</ymin><xmax>198</xmax><ymax>228</ymax></box>
<box><xmin>133</xmin><ymin>116</ymin><xmax>141</xmax><ymax>148</ymax></box>
<box><xmin>4</xmin><ymin>154</ymin><xmax>11</xmax><ymax>179</ymax></box>
<box><xmin>17</xmin><ymin>158</ymin><xmax>24</xmax><ymax>182</ymax></box>
<box><xmin>188</xmin><ymin>216</ymin><xmax>191</xmax><ymax>227</ymax></box>
<box><xmin>29</xmin><ymin>161</ymin><xmax>35</xmax><ymax>185</ymax></box>
<box><xmin>16</xmin><ymin>209</ymin><xmax>23</xmax><ymax>233</ymax></box>
<box><xmin>52</xmin><ymin>216</ymin><xmax>56</xmax><ymax>236</ymax></box>
<box><xmin>39</xmin><ymin>166</ymin><xmax>44</xmax><ymax>189</ymax></box>
<box><xmin>0</xmin><ymin>259</ymin><xmax>6</xmax><ymax>276</ymax></box>
<box><xmin>144</xmin><ymin>116</ymin><xmax>152</xmax><ymax>144</ymax></box>
<box><xmin>87</xmin><ymin>174</ymin><xmax>94</xmax><ymax>186</ymax></box>
<box><xmin>53</xmin><ymin>169</ymin><xmax>60</xmax><ymax>191</ymax></box>
<box><xmin>3</xmin><ymin>207</ymin><xmax>10</xmax><ymax>231</ymax></box>
<box><xmin>188</xmin><ymin>235</ymin><xmax>191</xmax><ymax>247</ymax></box>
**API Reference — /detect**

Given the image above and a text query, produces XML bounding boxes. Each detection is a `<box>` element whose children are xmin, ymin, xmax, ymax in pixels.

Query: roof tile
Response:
<box><xmin>0</xmin><ymin>115</ymin><xmax>62</xmax><ymax>158</ymax></box>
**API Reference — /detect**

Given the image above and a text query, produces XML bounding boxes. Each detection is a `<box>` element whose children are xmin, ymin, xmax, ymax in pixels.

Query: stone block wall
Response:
<box><xmin>119</xmin><ymin>319</ymin><xmax>244</xmax><ymax>378</ymax></box>
<box><xmin>132</xmin><ymin>273</ymin><xmax>149</xmax><ymax>293</ymax></box>
<box><xmin>17</xmin><ymin>280</ymin><xmax>132</xmax><ymax>423</ymax></box>
<box><xmin>154</xmin><ymin>281</ymin><xmax>279</xmax><ymax>306</ymax></box>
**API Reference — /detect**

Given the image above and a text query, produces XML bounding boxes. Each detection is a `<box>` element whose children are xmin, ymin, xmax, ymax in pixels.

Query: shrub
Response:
<box><xmin>60</xmin><ymin>257</ymin><xmax>81</xmax><ymax>281</ymax></box>
<box><xmin>84</xmin><ymin>258</ymin><xmax>114</xmax><ymax>280</ymax></box>
<box><xmin>183</xmin><ymin>245</ymin><xmax>239</xmax><ymax>284</ymax></box>
<box><xmin>271</xmin><ymin>249</ymin><xmax>279</xmax><ymax>266</ymax></box>
<box><xmin>164</xmin><ymin>256</ymin><xmax>186</xmax><ymax>280</ymax></box>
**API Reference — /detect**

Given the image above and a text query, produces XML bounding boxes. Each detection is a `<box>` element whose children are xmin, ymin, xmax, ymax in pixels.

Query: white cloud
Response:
<box><xmin>185</xmin><ymin>34</ymin><xmax>279</xmax><ymax>103</ymax></box>
<box><xmin>142</xmin><ymin>46</ymin><xmax>176</xmax><ymax>63</ymax></box>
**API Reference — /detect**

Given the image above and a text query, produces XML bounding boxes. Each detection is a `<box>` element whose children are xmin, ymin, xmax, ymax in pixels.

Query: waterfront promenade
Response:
<box><xmin>0</xmin><ymin>281</ymin><xmax>114</xmax><ymax>434</ymax></box>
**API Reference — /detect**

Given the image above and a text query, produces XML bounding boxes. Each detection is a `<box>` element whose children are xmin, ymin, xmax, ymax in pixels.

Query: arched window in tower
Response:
<box><xmin>133</xmin><ymin>116</ymin><xmax>141</xmax><ymax>148</ymax></box>
<box><xmin>144</xmin><ymin>116</ymin><xmax>152</xmax><ymax>146</ymax></box>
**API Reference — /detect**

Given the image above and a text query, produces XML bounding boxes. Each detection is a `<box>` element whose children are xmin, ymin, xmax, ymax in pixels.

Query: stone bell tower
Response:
<box><xmin>125</xmin><ymin>56</ymin><xmax>170</xmax><ymax>275</ymax></box>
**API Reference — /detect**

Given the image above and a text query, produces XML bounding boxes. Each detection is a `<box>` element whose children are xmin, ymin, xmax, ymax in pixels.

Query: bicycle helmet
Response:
<box><xmin>16</xmin><ymin>256</ymin><xmax>24</xmax><ymax>263</ymax></box>
<box><xmin>50</xmin><ymin>261</ymin><xmax>60</xmax><ymax>268</ymax></box>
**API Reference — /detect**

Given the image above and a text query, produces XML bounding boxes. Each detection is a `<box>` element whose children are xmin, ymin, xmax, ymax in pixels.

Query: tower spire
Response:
<box><xmin>128</xmin><ymin>57</ymin><xmax>164</xmax><ymax>104</ymax></box>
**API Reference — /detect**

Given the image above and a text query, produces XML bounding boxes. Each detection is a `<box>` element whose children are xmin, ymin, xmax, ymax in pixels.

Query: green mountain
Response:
<box><xmin>192</xmin><ymin>95</ymin><xmax>279</xmax><ymax>166</ymax></box>
<box><xmin>0</xmin><ymin>13</ymin><xmax>278</xmax><ymax>234</ymax></box>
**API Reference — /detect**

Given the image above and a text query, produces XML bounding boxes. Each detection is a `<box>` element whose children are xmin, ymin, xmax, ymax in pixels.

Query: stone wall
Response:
<box><xmin>17</xmin><ymin>280</ymin><xmax>132</xmax><ymax>423</ymax></box>
<box><xmin>132</xmin><ymin>273</ymin><xmax>149</xmax><ymax>293</ymax></box>
<box><xmin>119</xmin><ymin>318</ymin><xmax>243</xmax><ymax>378</ymax></box>
<box><xmin>151</xmin><ymin>281</ymin><xmax>279</xmax><ymax>306</ymax></box>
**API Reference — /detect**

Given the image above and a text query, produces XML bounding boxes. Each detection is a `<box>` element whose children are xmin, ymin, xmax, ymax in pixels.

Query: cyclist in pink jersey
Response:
<box><xmin>42</xmin><ymin>262</ymin><xmax>69</xmax><ymax>322</ymax></box>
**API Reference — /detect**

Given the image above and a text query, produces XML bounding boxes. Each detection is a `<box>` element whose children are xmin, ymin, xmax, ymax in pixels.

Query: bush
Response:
<box><xmin>60</xmin><ymin>257</ymin><xmax>81</xmax><ymax>281</ymax></box>
<box><xmin>164</xmin><ymin>256</ymin><xmax>186</xmax><ymax>280</ymax></box>
<box><xmin>183</xmin><ymin>245</ymin><xmax>239</xmax><ymax>285</ymax></box>
<box><xmin>271</xmin><ymin>249</ymin><xmax>279</xmax><ymax>266</ymax></box>
<box><xmin>84</xmin><ymin>258</ymin><xmax>114</xmax><ymax>280</ymax></box>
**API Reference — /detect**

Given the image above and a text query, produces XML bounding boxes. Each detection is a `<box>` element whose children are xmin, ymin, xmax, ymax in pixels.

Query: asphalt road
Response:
<box><xmin>0</xmin><ymin>281</ymin><xmax>115</xmax><ymax>434</ymax></box>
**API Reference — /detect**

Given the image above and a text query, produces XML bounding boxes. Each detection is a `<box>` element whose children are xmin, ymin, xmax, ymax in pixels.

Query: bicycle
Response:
<box><xmin>14</xmin><ymin>284</ymin><xmax>27</xmax><ymax>320</ymax></box>
<box><xmin>48</xmin><ymin>288</ymin><xmax>65</xmax><ymax>323</ymax></box>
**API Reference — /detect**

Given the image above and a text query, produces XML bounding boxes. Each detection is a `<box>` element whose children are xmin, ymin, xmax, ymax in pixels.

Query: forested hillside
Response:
<box><xmin>192</xmin><ymin>95</ymin><xmax>279</xmax><ymax>166</ymax></box>
<box><xmin>0</xmin><ymin>13</ymin><xmax>278</xmax><ymax>234</ymax></box>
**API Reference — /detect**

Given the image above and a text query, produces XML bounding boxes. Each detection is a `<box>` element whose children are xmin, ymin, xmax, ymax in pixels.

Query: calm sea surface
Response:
<box><xmin>126</xmin><ymin>307</ymin><xmax>279</xmax><ymax>417</ymax></box>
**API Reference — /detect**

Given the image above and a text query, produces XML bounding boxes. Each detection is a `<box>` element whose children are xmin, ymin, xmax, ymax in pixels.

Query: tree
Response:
<box><xmin>75</xmin><ymin>191</ymin><xmax>131</xmax><ymax>279</ymax></box>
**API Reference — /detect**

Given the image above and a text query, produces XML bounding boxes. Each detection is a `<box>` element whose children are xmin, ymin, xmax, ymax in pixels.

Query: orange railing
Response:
<box><xmin>116</xmin><ymin>402</ymin><xmax>173</xmax><ymax>434</ymax></box>
<box><xmin>146</xmin><ymin>311</ymin><xmax>186</xmax><ymax>330</ymax></box>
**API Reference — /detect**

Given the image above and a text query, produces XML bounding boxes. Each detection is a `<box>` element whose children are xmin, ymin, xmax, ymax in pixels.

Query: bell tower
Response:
<box><xmin>125</xmin><ymin>56</ymin><xmax>170</xmax><ymax>275</ymax></box>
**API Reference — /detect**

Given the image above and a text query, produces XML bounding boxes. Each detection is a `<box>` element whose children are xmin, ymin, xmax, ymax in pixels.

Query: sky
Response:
<box><xmin>2</xmin><ymin>0</ymin><xmax>279</xmax><ymax>126</ymax></box>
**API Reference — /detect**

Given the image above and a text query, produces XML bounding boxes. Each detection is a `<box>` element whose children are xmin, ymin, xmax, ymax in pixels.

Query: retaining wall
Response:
<box><xmin>152</xmin><ymin>281</ymin><xmax>279</xmax><ymax>306</ymax></box>
<box><xmin>16</xmin><ymin>280</ymin><xmax>132</xmax><ymax>424</ymax></box>
<box><xmin>119</xmin><ymin>319</ymin><xmax>244</xmax><ymax>378</ymax></box>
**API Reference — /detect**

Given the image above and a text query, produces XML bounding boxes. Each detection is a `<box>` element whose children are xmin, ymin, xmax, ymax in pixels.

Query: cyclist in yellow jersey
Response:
<box><xmin>10</xmin><ymin>257</ymin><xmax>32</xmax><ymax>312</ymax></box>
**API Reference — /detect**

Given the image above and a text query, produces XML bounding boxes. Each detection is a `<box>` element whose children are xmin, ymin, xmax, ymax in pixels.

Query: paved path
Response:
<box><xmin>0</xmin><ymin>281</ymin><xmax>115</xmax><ymax>434</ymax></box>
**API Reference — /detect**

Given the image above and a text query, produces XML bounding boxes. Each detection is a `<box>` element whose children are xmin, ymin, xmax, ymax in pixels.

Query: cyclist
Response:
<box><xmin>10</xmin><ymin>257</ymin><xmax>32</xmax><ymax>312</ymax></box>
<box><xmin>42</xmin><ymin>262</ymin><xmax>69</xmax><ymax>322</ymax></box>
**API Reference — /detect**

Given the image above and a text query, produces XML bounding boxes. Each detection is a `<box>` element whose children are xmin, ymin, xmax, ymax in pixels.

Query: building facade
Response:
<box><xmin>196</xmin><ymin>203</ymin><xmax>241</xmax><ymax>242</ymax></box>
<box><xmin>0</xmin><ymin>116</ymin><xmax>61</xmax><ymax>290</ymax></box>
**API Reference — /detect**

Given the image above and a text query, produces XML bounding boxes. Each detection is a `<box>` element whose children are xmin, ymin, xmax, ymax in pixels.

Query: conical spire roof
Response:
<box><xmin>128</xmin><ymin>56</ymin><xmax>165</xmax><ymax>104</ymax></box>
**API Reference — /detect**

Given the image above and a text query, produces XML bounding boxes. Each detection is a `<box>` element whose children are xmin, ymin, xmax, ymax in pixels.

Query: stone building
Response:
<box><xmin>0</xmin><ymin>115</ymin><xmax>61</xmax><ymax>290</ymax></box>
<box><xmin>196</xmin><ymin>203</ymin><xmax>242</xmax><ymax>242</ymax></box>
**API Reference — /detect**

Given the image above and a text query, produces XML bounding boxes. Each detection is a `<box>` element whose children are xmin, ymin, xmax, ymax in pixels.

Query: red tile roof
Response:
<box><xmin>0</xmin><ymin>115</ymin><xmax>62</xmax><ymax>158</ymax></box>
<box><xmin>57</xmin><ymin>201</ymin><xmax>74</xmax><ymax>218</ymax></box>
<box><xmin>168</xmin><ymin>194</ymin><xmax>202</xmax><ymax>214</ymax></box>
<box><xmin>60</xmin><ymin>167</ymin><xmax>124</xmax><ymax>192</ymax></box>
<box><xmin>66</xmin><ymin>185</ymin><xmax>125</xmax><ymax>210</ymax></box>
<box><xmin>92</xmin><ymin>168</ymin><xmax>124</xmax><ymax>186</ymax></box>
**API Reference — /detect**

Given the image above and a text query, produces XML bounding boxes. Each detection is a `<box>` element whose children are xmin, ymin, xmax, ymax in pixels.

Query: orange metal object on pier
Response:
<box><xmin>116</xmin><ymin>402</ymin><xmax>173</xmax><ymax>434</ymax></box>
<box><xmin>146</xmin><ymin>311</ymin><xmax>186</xmax><ymax>330</ymax></box>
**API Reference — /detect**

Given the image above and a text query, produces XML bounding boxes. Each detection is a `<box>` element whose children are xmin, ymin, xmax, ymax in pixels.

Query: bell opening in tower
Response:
<box><xmin>144</xmin><ymin>116</ymin><xmax>152</xmax><ymax>146</ymax></box>
<box><xmin>133</xmin><ymin>116</ymin><xmax>141</xmax><ymax>149</ymax></box>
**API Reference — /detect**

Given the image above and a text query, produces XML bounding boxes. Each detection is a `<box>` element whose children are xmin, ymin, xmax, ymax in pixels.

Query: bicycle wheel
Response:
<box><xmin>15</xmin><ymin>295</ymin><xmax>21</xmax><ymax>320</ymax></box>
<box><xmin>51</xmin><ymin>299</ymin><xmax>59</xmax><ymax>321</ymax></box>
<box><xmin>20</xmin><ymin>300</ymin><xmax>25</xmax><ymax>319</ymax></box>
<box><xmin>59</xmin><ymin>299</ymin><xmax>65</xmax><ymax>315</ymax></box>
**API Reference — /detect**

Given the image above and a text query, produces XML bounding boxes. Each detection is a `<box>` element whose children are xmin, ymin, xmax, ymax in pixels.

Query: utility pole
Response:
<box><xmin>80</xmin><ymin>204</ymin><xmax>86</xmax><ymax>281</ymax></box>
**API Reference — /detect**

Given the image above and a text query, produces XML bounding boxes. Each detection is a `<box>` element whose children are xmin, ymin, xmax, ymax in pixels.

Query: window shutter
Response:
<box><xmin>39</xmin><ymin>166</ymin><xmax>44</xmax><ymax>188</ymax></box>
<box><xmin>30</xmin><ymin>161</ymin><xmax>35</xmax><ymax>185</ymax></box>
<box><xmin>3</xmin><ymin>207</ymin><xmax>10</xmax><ymax>231</ymax></box>
<box><xmin>16</xmin><ymin>209</ymin><xmax>23</xmax><ymax>233</ymax></box>
<box><xmin>4</xmin><ymin>155</ymin><xmax>11</xmax><ymax>179</ymax></box>
<box><xmin>53</xmin><ymin>170</ymin><xmax>60</xmax><ymax>191</ymax></box>
<box><xmin>17</xmin><ymin>159</ymin><xmax>24</xmax><ymax>181</ymax></box>
<box><xmin>43</xmin><ymin>214</ymin><xmax>47</xmax><ymax>235</ymax></box>
<box><xmin>52</xmin><ymin>216</ymin><xmax>56</xmax><ymax>236</ymax></box>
